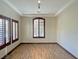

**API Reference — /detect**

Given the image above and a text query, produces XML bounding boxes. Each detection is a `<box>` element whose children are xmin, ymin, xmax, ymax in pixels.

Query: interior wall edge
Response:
<box><xmin>57</xmin><ymin>42</ymin><xmax>78</xmax><ymax>58</ymax></box>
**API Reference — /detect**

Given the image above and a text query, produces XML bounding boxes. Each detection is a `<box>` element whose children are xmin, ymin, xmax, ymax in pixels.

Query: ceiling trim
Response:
<box><xmin>55</xmin><ymin>0</ymin><xmax>75</xmax><ymax>16</ymax></box>
<box><xmin>22</xmin><ymin>14</ymin><xmax>55</xmax><ymax>17</ymax></box>
<box><xmin>3</xmin><ymin>0</ymin><xmax>22</xmax><ymax>15</ymax></box>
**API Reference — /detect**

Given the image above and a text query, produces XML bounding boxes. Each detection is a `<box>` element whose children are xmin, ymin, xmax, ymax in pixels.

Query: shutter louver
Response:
<box><xmin>0</xmin><ymin>18</ymin><xmax>5</xmax><ymax>46</ymax></box>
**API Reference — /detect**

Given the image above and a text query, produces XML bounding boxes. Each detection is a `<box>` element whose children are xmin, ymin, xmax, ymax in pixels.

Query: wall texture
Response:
<box><xmin>20</xmin><ymin>17</ymin><xmax>57</xmax><ymax>43</ymax></box>
<box><xmin>0</xmin><ymin>0</ymin><xmax>21</xmax><ymax>58</ymax></box>
<box><xmin>57</xmin><ymin>0</ymin><xmax>78</xmax><ymax>57</ymax></box>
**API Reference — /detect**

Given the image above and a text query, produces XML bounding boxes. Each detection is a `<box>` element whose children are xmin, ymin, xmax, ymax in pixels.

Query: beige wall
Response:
<box><xmin>0</xmin><ymin>0</ymin><xmax>21</xmax><ymax>58</ymax></box>
<box><xmin>57</xmin><ymin>0</ymin><xmax>78</xmax><ymax>57</ymax></box>
<box><xmin>20</xmin><ymin>17</ymin><xmax>57</xmax><ymax>43</ymax></box>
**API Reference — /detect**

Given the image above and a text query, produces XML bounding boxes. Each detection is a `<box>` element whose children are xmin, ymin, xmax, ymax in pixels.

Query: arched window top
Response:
<box><xmin>33</xmin><ymin>17</ymin><xmax>45</xmax><ymax>20</ymax></box>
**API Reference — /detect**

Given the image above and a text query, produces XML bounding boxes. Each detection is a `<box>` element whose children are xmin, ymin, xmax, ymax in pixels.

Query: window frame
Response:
<box><xmin>0</xmin><ymin>15</ymin><xmax>6</xmax><ymax>50</ymax></box>
<box><xmin>5</xmin><ymin>16</ymin><xmax>11</xmax><ymax>46</ymax></box>
<box><xmin>12</xmin><ymin>19</ymin><xmax>19</xmax><ymax>43</ymax></box>
<box><xmin>33</xmin><ymin>17</ymin><xmax>45</xmax><ymax>38</ymax></box>
<box><xmin>0</xmin><ymin>15</ymin><xmax>11</xmax><ymax>50</ymax></box>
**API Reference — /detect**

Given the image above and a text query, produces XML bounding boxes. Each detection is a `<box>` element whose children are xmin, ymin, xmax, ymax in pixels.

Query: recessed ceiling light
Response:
<box><xmin>38</xmin><ymin>0</ymin><xmax>41</xmax><ymax>3</ymax></box>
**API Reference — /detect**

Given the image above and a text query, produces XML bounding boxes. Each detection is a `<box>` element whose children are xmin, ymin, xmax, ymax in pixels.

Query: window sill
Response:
<box><xmin>0</xmin><ymin>44</ymin><xmax>6</xmax><ymax>50</ymax></box>
<box><xmin>12</xmin><ymin>39</ymin><xmax>19</xmax><ymax>43</ymax></box>
<box><xmin>6</xmin><ymin>42</ymin><xmax>11</xmax><ymax>46</ymax></box>
<box><xmin>33</xmin><ymin>37</ymin><xmax>45</xmax><ymax>38</ymax></box>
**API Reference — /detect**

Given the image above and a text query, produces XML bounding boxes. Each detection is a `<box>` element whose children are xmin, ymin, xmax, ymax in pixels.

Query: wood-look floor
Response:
<box><xmin>6</xmin><ymin>44</ymin><xmax>76</xmax><ymax>59</ymax></box>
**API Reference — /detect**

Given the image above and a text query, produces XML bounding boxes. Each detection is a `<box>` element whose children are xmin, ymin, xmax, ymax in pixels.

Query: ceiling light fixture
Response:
<box><xmin>38</xmin><ymin>0</ymin><xmax>41</xmax><ymax>3</ymax></box>
<box><xmin>37</xmin><ymin>9</ymin><xmax>40</xmax><ymax>13</ymax></box>
<box><xmin>38</xmin><ymin>9</ymin><xmax>40</xmax><ymax>12</ymax></box>
<box><xmin>37</xmin><ymin>0</ymin><xmax>41</xmax><ymax>13</ymax></box>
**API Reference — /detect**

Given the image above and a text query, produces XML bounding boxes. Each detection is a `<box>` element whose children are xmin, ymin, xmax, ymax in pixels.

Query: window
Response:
<box><xmin>12</xmin><ymin>20</ymin><xmax>19</xmax><ymax>43</ymax></box>
<box><xmin>0</xmin><ymin>15</ymin><xmax>11</xmax><ymax>49</ymax></box>
<box><xmin>33</xmin><ymin>17</ymin><xmax>45</xmax><ymax>38</ymax></box>
<box><xmin>0</xmin><ymin>16</ymin><xmax>6</xmax><ymax>49</ymax></box>
<box><xmin>0</xmin><ymin>15</ymin><xmax>19</xmax><ymax>49</ymax></box>
<box><xmin>5</xmin><ymin>18</ymin><xmax>11</xmax><ymax>45</ymax></box>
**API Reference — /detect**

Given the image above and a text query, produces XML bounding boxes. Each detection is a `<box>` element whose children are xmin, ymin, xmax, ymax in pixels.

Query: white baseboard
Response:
<box><xmin>21</xmin><ymin>42</ymin><xmax>57</xmax><ymax>44</ymax></box>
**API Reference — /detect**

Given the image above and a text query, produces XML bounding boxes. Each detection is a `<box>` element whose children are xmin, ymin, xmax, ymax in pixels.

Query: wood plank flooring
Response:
<box><xmin>6</xmin><ymin>44</ymin><xmax>76</xmax><ymax>59</ymax></box>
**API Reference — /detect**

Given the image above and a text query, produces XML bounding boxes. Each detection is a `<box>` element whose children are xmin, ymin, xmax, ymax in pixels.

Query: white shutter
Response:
<box><xmin>0</xmin><ymin>18</ymin><xmax>5</xmax><ymax>46</ymax></box>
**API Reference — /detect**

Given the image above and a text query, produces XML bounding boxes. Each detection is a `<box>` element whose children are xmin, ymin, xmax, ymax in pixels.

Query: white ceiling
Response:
<box><xmin>3</xmin><ymin>0</ymin><xmax>74</xmax><ymax>17</ymax></box>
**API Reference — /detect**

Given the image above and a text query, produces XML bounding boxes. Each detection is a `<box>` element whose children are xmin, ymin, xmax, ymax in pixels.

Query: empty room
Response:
<box><xmin>0</xmin><ymin>0</ymin><xmax>78</xmax><ymax>59</ymax></box>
